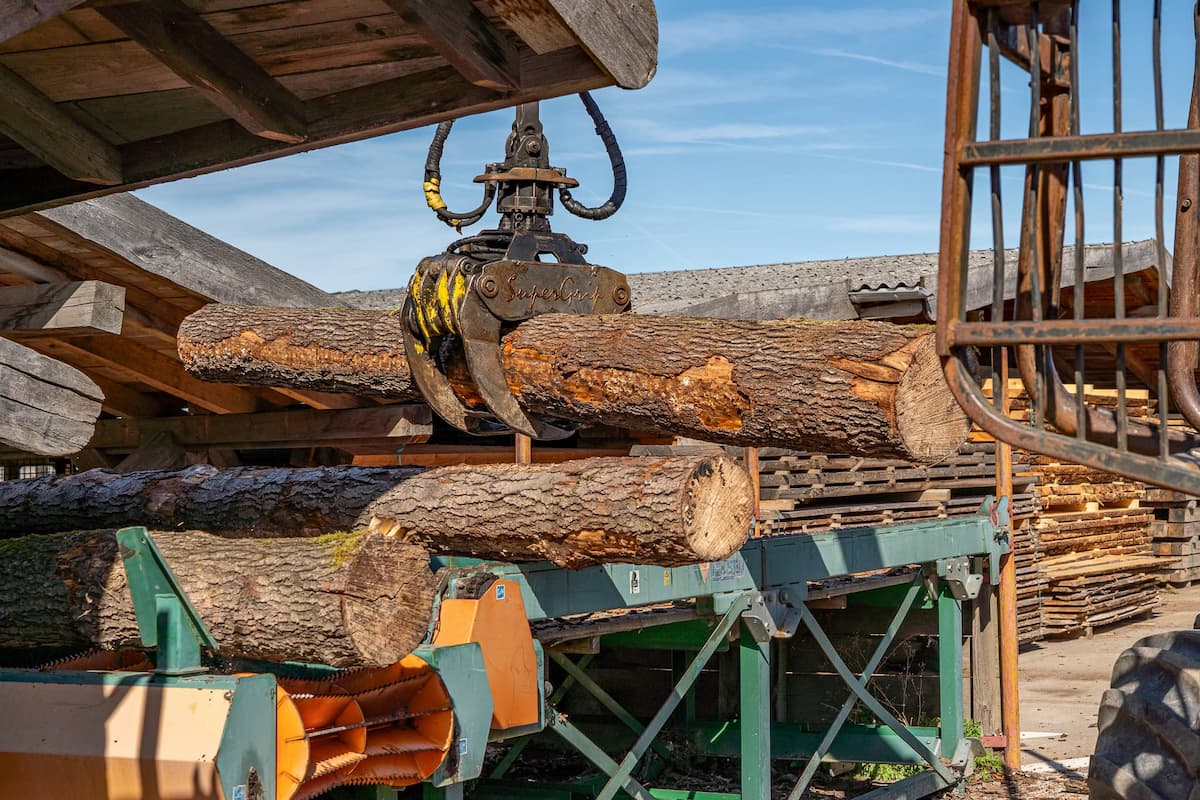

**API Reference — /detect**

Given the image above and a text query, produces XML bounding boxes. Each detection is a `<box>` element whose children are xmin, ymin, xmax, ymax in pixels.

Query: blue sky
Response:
<box><xmin>136</xmin><ymin>2</ymin><xmax>1192</xmax><ymax>293</ymax></box>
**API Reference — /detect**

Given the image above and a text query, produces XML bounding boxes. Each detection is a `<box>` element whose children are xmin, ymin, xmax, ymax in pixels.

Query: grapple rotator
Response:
<box><xmin>403</xmin><ymin>94</ymin><xmax>630</xmax><ymax>440</ymax></box>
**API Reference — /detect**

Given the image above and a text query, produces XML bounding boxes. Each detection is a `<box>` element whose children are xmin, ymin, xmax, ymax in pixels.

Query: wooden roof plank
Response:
<box><xmin>385</xmin><ymin>0</ymin><xmax>520</xmax><ymax>90</ymax></box>
<box><xmin>0</xmin><ymin>46</ymin><xmax>608</xmax><ymax>215</ymax></box>
<box><xmin>0</xmin><ymin>63</ymin><xmax>123</xmax><ymax>184</ymax></box>
<box><xmin>99</xmin><ymin>0</ymin><xmax>309</xmax><ymax>143</ymax></box>
<box><xmin>0</xmin><ymin>0</ymin><xmax>90</xmax><ymax>45</ymax></box>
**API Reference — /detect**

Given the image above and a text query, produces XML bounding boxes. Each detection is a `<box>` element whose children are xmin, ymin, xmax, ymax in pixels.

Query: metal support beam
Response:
<box><xmin>492</xmin><ymin>653</ymin><xmax>594</xmax><ymax>779</ymax></box>
<box><xmin>938</xmin><ymin>585</ymin><xmax>965</xmax><ymax>760</ymax></box>
<box><xmin>739</xmin><ymin>624</ymin><xmax>770</xmax><ymax>800</ymax></box>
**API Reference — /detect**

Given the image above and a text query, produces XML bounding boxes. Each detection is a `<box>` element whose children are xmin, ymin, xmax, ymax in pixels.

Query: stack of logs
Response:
<box><xmin>1</xmin><ymin>304</ymin><xmax>982</xmax><ymax>668</ymax></box>
<box><xmin>1143</xmin><ymin>488</ymin><xmax>1200</xmax><ymax>586</ymax></box>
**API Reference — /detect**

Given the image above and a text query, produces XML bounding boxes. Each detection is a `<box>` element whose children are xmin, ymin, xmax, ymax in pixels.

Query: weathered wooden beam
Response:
<box><xmin>0</xmin><ymin>280</ymin><xmax>124</xmax><ymax>336</ymax></box>
<box><xmin>491</xmin><ymin>0</ymin><xmax>657</xmax><ymax>89</ymax></box>
<box><xmin>28</xmin><ymin>335</ymin><xmax>260</xmax><ymax>414</ymax></box>
<box><xmin>98</xmin><ymin>0</ymin><xmax>308</xmax><ymax>144</ymax></box>
<box><xmin>384</xmin><ymin>0</ymin><xmax>520</xmax><ymax>90</ymax></box>
<box><xmin>0</xmin><ymin>337</ymin><xmax>102</xmax><ymax>455</ymax></box>
<box><xmin>0</xmin><ymin>0</ymin><xmax>89</xmax><ymax>46</ymax></box>
<box><xmin>88</xmin><ymin>405</ymin><xmax>432</xmax><ymax>452</ymax></box>
<box><xmin>0</xmin><ymin>65</ymin><xmax>122</xmax><ymax>185</ymax></box>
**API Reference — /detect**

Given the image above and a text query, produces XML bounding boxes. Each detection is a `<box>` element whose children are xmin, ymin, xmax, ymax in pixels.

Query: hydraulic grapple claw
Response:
<box><xmin>403</xmin><ymin>99</ymin><xmax>633</xmax><ymax>440</ymax></box>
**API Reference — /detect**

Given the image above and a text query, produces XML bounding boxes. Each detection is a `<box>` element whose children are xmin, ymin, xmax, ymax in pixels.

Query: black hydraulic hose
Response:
<box><xmin>423</xmin><ymin>120</ymin><xmax>495</xmax><ymax>230</ymax></box>
<box><xmin>558</xmin><ymin>92</ymin><xmax>627</xmax><ymax>221</ymax></box>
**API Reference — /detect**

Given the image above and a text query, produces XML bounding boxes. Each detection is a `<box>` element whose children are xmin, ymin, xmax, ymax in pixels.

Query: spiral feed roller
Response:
<box><xmin>403</xmin><ymin>95</ymin><xmax>631</xmax><ymax>439</ymax></box>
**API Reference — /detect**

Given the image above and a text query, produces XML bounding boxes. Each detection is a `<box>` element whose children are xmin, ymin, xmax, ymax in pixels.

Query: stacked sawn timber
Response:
<box><xmin>1025</xmin><ymin>455</ymin><xmax>1159</xmax><ymax>639</ymax></box>
<box><xmin>755</xmin><ymin>442</ymin><xmax>1036</xmax><ymax>535</ymax></box>
<box><xmin>1143</xmin><ymin>488</ymin><xmax>1200</xmax><ymax>586</ymax></box>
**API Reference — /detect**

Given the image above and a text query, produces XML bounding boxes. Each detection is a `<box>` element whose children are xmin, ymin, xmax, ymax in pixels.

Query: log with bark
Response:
<box><xmin>0</xmin><ymin>529</ymin><xmax>434</xmax><ymax>667</ymax></box>
<box><xmin>179</xmin><ymin>305</ymin><xmax>969</xmax><ymax>462</ymax></box>
<box><xmin>0</xmin><ymin>456</ymin><xmax>753</xmax><ymax>568</ymax></box>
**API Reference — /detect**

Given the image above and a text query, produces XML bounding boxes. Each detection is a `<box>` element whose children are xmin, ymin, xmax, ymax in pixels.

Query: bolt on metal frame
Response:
<box><xmin>939</xmin><ymin>0</ymin><xmax>1200</xmax><ymax>492</ymax></box>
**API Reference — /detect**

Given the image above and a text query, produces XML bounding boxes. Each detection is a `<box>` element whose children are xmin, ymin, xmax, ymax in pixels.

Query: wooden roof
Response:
<box><xmin>0</xmin><ymin>0</ymin><xmax>658</xmax><ymax>216</ymax></box>
<box><xmin>0</xmin><ymin>193</ymin><xmax>432</xmax><ymax>466</ymax></box>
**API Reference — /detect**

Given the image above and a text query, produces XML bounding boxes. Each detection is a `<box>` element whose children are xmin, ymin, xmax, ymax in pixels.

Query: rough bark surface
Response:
<box><xmin>178</xmin><ymin>305</ymin><xmax>419</xmax><ymax>398</ymax></box>
<box><xmin>0</xmin><ymin>530</ymin><xmax>435</xmax><ymax>667</ymax></box>
<box><xmin>179</xmin><ymin>305</ymin><xmax>969</xmax><ymax>461</ymax></box>
<box><xmin>0</xmin><ymin>457</ymin><xmax>751</xmax><ymax>569</ymax></box>
<box><xmin>0</xmin><ymin>464</ymin><xmax>419</xmax><ymax>537</ymax></box>
<box><xmin>364</xmin><ymin>455</ymin><xmax>753</xmax><ymax>568</ymax></box>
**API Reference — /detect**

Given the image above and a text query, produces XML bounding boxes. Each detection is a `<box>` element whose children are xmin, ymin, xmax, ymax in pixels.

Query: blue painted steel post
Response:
<box><xmin>938</xmin><ymin>584</ymin><xmax>964</xmax><ymax>759</ymax></box>
<box><xmin>739</xmin><ymin>623</ymin><xmax>770</xmax><ymax>800</ymax></box>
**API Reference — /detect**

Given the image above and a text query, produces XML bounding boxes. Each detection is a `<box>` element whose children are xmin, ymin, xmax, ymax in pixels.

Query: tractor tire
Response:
<box><xmin>1088</xmin><ymin>630</ymin><xmax>1200</xmax><ymax>800</ymax></box>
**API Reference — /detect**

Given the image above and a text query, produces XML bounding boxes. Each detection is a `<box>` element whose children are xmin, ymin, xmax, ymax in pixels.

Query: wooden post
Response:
<box><xmin>744</xmin><ymin>445</ymin><xmax>761</xmax><ymax>537</ymax></box>
<box><xmin>997</xmin><ymin>351</ymin><xmax>1021</xmax><ymax>771</ymax></box>
<box><xmin>969</xmin><ymin>565</ymin><xmax>1001</xmax><ymax>735</ymax></box>
<box><xmin>514</xmin><ymin>433</ymin><xmax>532</xmax><ymax>465</ymax></box>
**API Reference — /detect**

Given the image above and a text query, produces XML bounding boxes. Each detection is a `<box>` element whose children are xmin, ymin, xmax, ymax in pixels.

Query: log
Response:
<box><xmin>0</xmin><ymin>456</ymin><xmax>753</xmax><ymax>568</ymax></box>
<box><xmin>179</xmin><ymin>306</ymin><xmax>969</xmax><ymax>461</ymax></box>
<box><xmin>0</xmin><ymin>529</ymin><xmax>435</xmax><ymax>667</ymax></box>
<box><xmin>363</xmin><ymin>454</ymin><xmax>753</xmax><ymax>568</ymax></box>
<box><xmin>0</xmin><ymin>463</ymin><xmax>418</xmax><ymax>537</ymax></box>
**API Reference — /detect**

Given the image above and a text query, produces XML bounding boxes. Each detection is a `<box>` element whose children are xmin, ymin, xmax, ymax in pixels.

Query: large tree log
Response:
<box><xmin>0</xmin><ymin>463</ymin><xmax>417</xmax><ymax>537</ymax></box>
<box><xmin>363</xmin><ymin>454</ymin><xmax>752</xmax><ymax>568</ymax></box>
<box><xmin>179</xmin><ymin>305</ymin><xmax>969</xmax><ymax>461</ymax></box>
<box><xmin>0</xmin><ymin>457</ymin><xmax>752</xmax><ymax>568</ymax></box>
<box><xmin>0</xmin><ymin>529</ymin><xmax>435</xmax><ymax>667</ymax></box>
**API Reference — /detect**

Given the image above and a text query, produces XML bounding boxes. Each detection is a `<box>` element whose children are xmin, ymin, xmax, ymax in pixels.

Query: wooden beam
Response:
<box><xmin>0</xmin><ymin>280</ymin><xmax>124</xmax><ymax>335</ymax></box>
<box><xmin>27</xmin><ymin>335</ymin><xmax>260</xmax><ymax>414</ymax></box>
<box><xmin>89</xmin><ymin>405</ymin><xmax>432</xmax><ymax>452</ymax></box>
<box><xmin>384</xmin><ymin>0</ymin><xmax>520</xmax><ymax>90</ymax></box>
<box><xmin>98</xmin><ymin>0</ymin><xmax>308</xmax><ymax>144</ymax></box>
<box><xmin>0</xmin><ymin>337</ymin><xmax>102</xmax><ymax>455</ymax></box>
<box><xmin>0</xmin><ymin>64</ymin><xmax>123</xmax><ymax>185</ymax></box>
<box><xmin>88</xmin><ymin>374</ymin><xmax>174</xmax><ymax>418</ymax></box>
<box><xmin>0</xmin><ymin>0</ymin><xmax>89</xmax><ymax>45</ymax></box>
<box><xmin>491</xmin><ymin>0</ymin><xmax>657</xmax><ymax>89</ymax></box>
<box><xmin>0</xmin><ymin>47</ymin><xmax>611</xmax><ymax>217</ymax></box>
<box><xmin>36</xmin><ymin>194</ymin><xmax>337</xmax><ymax>308</ymax></box>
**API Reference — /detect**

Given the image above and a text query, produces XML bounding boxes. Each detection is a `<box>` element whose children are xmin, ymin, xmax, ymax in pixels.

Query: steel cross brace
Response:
<box><xmin>545</xmin><ymin>593</ymin><xmax>752</xmax><ymax>800</ymax></box>
<box><xmin>549</xmin><ymin>651</ymin><xmax>673</xmax><ymax>764</ymax></box>
<box><xmin>784</xmin><ymin>576</ymin><xmax>927</xmax><ymax>800</ymax></box>
<box><xmin>794</xmin><ymin>595</ymin><xmax>956</xmax><ymax>787</ymax></box>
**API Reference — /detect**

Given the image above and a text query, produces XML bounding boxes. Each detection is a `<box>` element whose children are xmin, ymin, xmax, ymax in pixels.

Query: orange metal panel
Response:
<box><xmin>432</xmin><ymin>578</ymin><xmax>539</xmax><ymax>729</ymax></box>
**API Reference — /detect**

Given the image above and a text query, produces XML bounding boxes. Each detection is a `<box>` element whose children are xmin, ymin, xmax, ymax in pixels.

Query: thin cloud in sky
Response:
<box><xmin>805</xmin><ymin>47</ymin><xmax>944</xmax><ymax>77</ymax></box>
<box><xmin>663</xmin><ymin>6</ymin><xmax>944</xmax><ymax>57</ymax></box>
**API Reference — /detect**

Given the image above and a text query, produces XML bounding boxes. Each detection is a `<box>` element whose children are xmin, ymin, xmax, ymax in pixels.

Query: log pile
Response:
<box><xmin>0</xmin><ymin>456</ymin><xmax>753</xmax><ymax>665</ymax></box>
<box><xmin>754</xmin><ymin>442</ymin><xmax>1036</xmax><ymax>535</ymax></box>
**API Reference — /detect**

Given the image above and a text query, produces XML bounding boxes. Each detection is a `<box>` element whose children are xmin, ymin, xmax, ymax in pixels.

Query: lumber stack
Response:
<box><xmin>1143</xmin><ymin>488</ymin><xmax>1200</xmax><ymax>585</ymax></box>
<box><xmin>754</xmin><ymin>442</ymin><xmax>1036</xmax><ymax>535</ymax></box>
<box><xmin>1022</xmin><ymin>455</ymin><xmax>1159</xmax><ymax>639</ymax></box>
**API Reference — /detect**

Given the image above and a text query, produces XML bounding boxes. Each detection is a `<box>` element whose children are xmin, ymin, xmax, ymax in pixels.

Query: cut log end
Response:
<box><xmin>680</xmin><ymin>454</ymin><xmax>754</xmax><ymax>563</ymax></box>
<box><xmin>895</xmin><ymin>336</ymin><xmax>972</xmax><ymax>463</ymax></box>
<box><xmin>341</xmin><ymin>533</ymin><xmax>436</xmax><ymax>666</ymax></box>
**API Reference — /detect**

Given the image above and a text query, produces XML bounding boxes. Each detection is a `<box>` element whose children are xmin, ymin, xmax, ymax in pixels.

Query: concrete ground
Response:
<box><xmin>1016</xmin><ymin>584</ymin><xmax>1200</xmax><ymax>775</ymax></box>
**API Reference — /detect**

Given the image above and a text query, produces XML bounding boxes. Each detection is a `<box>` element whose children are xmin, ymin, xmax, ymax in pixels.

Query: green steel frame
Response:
<box><xmin>436</xmin><ymin>499</ymin><xmax>1009</xmax><ymax>800</ymax></box>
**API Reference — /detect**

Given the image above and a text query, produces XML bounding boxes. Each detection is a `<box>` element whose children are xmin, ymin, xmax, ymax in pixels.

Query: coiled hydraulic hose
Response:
<box><xmin>423</xmin><ymin>120</ymin><xmax>496</xmax><ymax>231</ymax></box>
<box><xmin>558</xmin><ymin>91</ymin><xmax>627</xmax><ymax>221</ymax></box>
